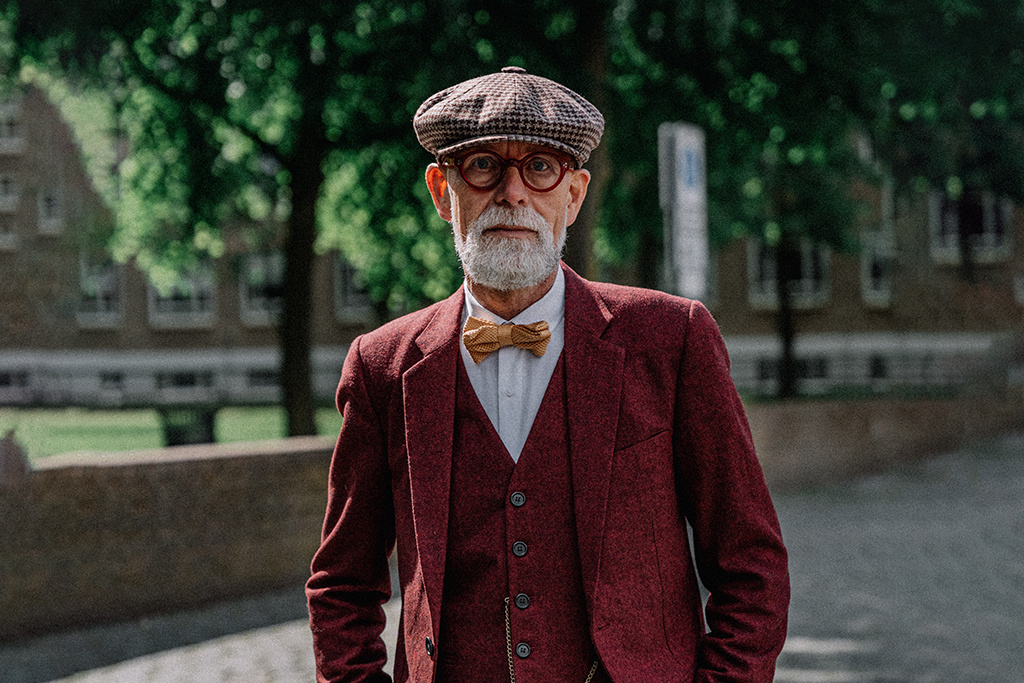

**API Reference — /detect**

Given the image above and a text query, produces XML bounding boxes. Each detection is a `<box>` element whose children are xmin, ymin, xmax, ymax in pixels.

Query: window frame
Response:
<box><xmin>333</xmin><ymin>254</ymin><xmax>373</xmax><ymax>323</ymax></box>
<box><xmin>747</xmin><ymin>237</ymin><xmax>831</xmax><ymax>310</ymax></box>
<box><xmin>928</xmin><ymin>190</ymin><xmax>1012</xmax><ymax>265</ymax></box>
<box><xmin>147</xmin><ymin>262</ymin><xmax>217</xmax><ymax>329</ymax></box>
<box><xmin>239</xmin><ymin>252</ymin><xmax>284</xmax><ymax>328</ymax></box>
<box><xmin>77</xmin><ymin>252</ymin><xmax>124</xmax><ymax>329</ymax></box>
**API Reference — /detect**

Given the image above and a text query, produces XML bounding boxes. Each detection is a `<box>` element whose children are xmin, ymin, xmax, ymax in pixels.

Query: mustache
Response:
<box><xmin>471</xmin><ymin>205</ymin><xmax>550</xmax><ymax>235</ymax></box>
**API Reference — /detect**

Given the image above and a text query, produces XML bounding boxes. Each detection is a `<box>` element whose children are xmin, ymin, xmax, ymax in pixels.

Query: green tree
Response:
<box><xmin>867</xmin><ymin>0</ymin><xmax>1024</xmax><ymax>283</ymax></box>
<box><xmin>7</xmin><ymin>0</ymin><xmax>630</xmax><ymax>431</ymax></box>
<box><xmin>9</xmin><ymin>0</ymin><xmax>485</xmax><ymax>435</ymax></box>
<box><xmin>599</xmin><ymin>0</ymin><xmax>877</xmax><ymax>397</ymax></box>
<box><xmin>14</xmin><ymin>0</ymin><xmax>1023</xmax><ymax>409</ymax></box>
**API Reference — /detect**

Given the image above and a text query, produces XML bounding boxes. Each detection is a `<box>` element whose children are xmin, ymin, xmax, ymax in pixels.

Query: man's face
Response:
<box><xmin>426</xmin><ymin>141</ymin><xmax>590</xmax><ymax>292</ymax></box>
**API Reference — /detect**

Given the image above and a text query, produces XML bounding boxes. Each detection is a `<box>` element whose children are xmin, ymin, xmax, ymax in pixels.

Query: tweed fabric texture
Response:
<box><xmin>438</xmin><ymin>357</ymin><xmax>607</xmax><ymax>682</ymax></box>
<box><xmin>306</xmin><ymin>264</ymin><xmax>790</xmax><ymax>682</ymax></box>
<box><xmin>462</xmin><ymin>316</ymin><xmax>551</xmax><ymax>364</ymax></box>
<box><xmin>414</xmin><ymin>66</ymin><xmax>605</xmax><ymax>166</ymax></box>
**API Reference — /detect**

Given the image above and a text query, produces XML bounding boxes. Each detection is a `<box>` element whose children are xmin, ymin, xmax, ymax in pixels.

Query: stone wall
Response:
<box><xmin>747</xmin><ymin>393</ymin><xmax>1024</xmax><ymax>490</ymax></box>
<box><xmin>1</xmin><ymin>395</ymin><xmax>1021</xmax><ymax>641</ymax></box>
<box><xmin>0</xmin><ymin>437</ymin><xmax>333</xmax><ymax>641</ymax></box>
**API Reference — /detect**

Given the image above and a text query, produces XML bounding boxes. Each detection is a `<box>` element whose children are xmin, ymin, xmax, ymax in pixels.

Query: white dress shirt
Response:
<box><xmin>459</xmin><ymin>267</ymin><xmax>566</xmax><ymax>463</ymax></box>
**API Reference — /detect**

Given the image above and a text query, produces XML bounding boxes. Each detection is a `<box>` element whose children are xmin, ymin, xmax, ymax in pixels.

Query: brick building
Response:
<box><xmin>0</xmin><ymin>87</ymin><xmax>375</xmax><ymax>409</ymax></box>
<box><xmin>708</xmin><ymin>177</ymin><xmax>1023</xmax><ymax>396</ymax></box>
<box><xmin>1</xmin><ymin>86</ymin><xmax>1021</xmax><ymax>408</ymax></box>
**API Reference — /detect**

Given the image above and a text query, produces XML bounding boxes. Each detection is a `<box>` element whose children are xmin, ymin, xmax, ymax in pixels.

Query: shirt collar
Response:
<box><xmin>462</xmin><ymin>266</ymin><xmax>566</xmax><ymax>327</ymax></box>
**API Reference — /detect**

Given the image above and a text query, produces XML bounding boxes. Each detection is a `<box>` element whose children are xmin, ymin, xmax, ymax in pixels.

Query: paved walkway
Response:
<box><xmin>773</xmin><ymin>432</ymin><xmax>1024</xmax><ymax>682</ymax></box>
<box><xmin>3</xmin><ymin>433</ymin><xmax>1023</xmax><ymax>682</ymax></box>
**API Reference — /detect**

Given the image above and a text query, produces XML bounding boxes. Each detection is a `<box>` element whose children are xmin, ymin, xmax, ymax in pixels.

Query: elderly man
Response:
<box><xmin>307</xmin><ymin>66</ymin><xmax>789</xmax><ymax>683</ymax></box>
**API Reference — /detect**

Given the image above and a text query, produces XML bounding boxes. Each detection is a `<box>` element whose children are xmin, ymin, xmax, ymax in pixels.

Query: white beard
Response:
<box><xmin>453</xmin><ymin>205</ymin><xmax>566</xmax><ymax>292</ymax></box>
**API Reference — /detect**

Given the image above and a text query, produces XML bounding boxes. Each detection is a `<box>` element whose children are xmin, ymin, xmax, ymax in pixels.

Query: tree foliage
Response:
<box><xmin>7</xmin><ymin>0</ymin><xmax>1024</xmax><ymax>411</ymax></box>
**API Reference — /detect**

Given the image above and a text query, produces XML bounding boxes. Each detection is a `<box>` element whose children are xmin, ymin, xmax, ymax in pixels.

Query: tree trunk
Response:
<box><xmin>280</xmin><ymin>179</ymin><xmax>319</xmax><ymax>436</ymax></box>
<box><xmin>956</xmin><ymin>187</ymin><xmax>982</xmax><ymax>284</ymax></box>
<box><xmin>775</xmin><ymin>237</ymin><xmax>799</xmax><ymax>399</ymax></box>
<box><xmin>279</xmin><ymin>64</ymin><xmax>328</xmax><ymax>437</ymax></box>
<box><xmin>563</xmin><ymin>1</ymin><xmax>608</xmax><ymax>279</ymax></box>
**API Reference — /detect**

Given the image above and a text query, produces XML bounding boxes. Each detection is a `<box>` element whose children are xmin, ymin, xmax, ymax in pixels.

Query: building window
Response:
<box><xmin>37</xmin><ymin>187</ymin><xmax>63</xmax><ymax>235</ymax></box>
<box><xmin>77</xmin><ymin>253</ymin><xmax>123</xmax><ymax>329</ymax></box>
<box><xmin>747</xmin><ymin>238</ymin><xmax>830</xmax><ymax>309</ymax></box>
<box><xmin>99</xmin><ymin>372</ymin><xmax>125</xmax><ymax>392</ymax></box>
<box><xmin>797</xmin><ymin>356</ymin><xmax>828</xmax><ymax>381</ymax></box>
<box><xmin>0</xmin><ymin>371</ymin><xmax>29</xmax><ymax>389</ymax></box>
<box><xmin>861</xmin><ymin>231</ymin><xmax>894</xmax><ymax>308</ymax></box>
<box><xmin>334</xmin><ymin>254</ymin><xmax>372</xmax><ymax>322</ymax></box>
<box><xmin>156</xmin><ymin>371</ymin><xmax>214</xmax><ymax>390</ymax></box>
<box><xmin>929</xmin><ymin>190</ymin><xmax>1012</xmax><ymax>264</ymax></box>
<box><xmin>0</xmin><ymin>218</ymin><xmax>16</xmax><ymax>251</ymax></box>
<box><xmin>240</xmin><ymin>253</ymin><xmax>283</xmax><ymax>327</ymax></box>
<box><xmin>0</xmin><ymin>100</ymin><xmax>24</xmax><ymax>155</ymax></box>
<box><xmin>148</xmin><ymin>263</ymin><xmax>217</xmax><ymax>329</ymax></box>
<box><xmin>868</xmin><ymin>354</ymin><xmax>887</xmax><ymax>380</ymax></box>
<box><xmin>867</xmin><ymin>354</ymin><xmax>889</xmax><ymax>390</ymax></box>
<box><xmin>247</xmin><ymin>369</ymin><xmax>279</xmax><ymax>389</ymax></box>
<box><xmin>862</xmin><ymin>177</ymin><xmax>895</xmax><ymax>308</ymax></box>
<box><xmin>0</xmin><ymin>174</ymin><xmax>19</xmax><ymax>213</ymax></box>
<box><xmin>757</xmin><ymin>358</ymin><xmax>777</xmax><ymax>384</ymax></box>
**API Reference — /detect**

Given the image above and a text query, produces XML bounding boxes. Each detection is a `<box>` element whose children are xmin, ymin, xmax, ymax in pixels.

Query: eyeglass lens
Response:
<box><xmin>459</xmin><ymin>151</ymin><xmax>566</xmax><ymax>191</ymax></box>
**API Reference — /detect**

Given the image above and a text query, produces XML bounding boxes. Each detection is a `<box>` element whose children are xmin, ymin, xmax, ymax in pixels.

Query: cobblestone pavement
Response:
<box><xmin>3</xmin><ymin>433</ymin><xmax>1023</xmax><ymax>682</ymax></box>
<box><xmin>774</xmin><ymin>432</ymin><xmax>1024</xmax><ymax>682</ymax></box>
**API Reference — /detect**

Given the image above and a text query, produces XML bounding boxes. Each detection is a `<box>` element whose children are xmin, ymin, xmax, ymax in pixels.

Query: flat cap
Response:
<box><xmin>413</xmin><ymin>66</ymin><xmax>604</xmax><ymax>167</ymax></box>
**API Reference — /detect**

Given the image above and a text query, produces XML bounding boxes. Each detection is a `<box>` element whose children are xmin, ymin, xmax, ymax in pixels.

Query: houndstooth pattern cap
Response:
<box><xmin>413</xmin><ymin>66</ymin><xmax>604</xmax><ymax>167</ymax></box>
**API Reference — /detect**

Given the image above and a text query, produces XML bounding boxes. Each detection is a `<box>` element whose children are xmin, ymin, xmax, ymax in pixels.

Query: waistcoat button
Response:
<box><xmin>425</xmin><ymin>636</ymin><xmax>435</xmax><ymax>657</ymax></box>
<box><xmin>514</xmin><ymin>592</ymin><xmax>530</xmax><ymax>609</ymax></box>
<box><xmin>510</xmin><ymin>491</ymin><xmax>526</xmax><ymax>507</ymax></box>
<box><xmin>516</xmin><ymin>642</ymin><xmax>531</xmax><ymax>658</ymax></box>
<box><xmin>512</xmin><ymin>541</ymin><xmax>528</xmax><ymax>557</ymax></box>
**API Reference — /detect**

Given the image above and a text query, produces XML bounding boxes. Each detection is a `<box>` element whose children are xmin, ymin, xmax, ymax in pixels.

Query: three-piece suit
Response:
<box><xmin>307</xmin><ymin>264</ymin><xmax>789</xmax><ymax>682</ymax></box>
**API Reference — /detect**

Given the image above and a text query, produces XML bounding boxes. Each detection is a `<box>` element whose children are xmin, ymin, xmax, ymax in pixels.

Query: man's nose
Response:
<box><xmin>494</xmin><ymin>164</ymin><xmax>529</xmax><ymax>204</ymax></box>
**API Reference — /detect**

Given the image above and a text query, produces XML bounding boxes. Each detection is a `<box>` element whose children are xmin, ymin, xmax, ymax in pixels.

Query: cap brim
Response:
<box><xmin>436</xmin><ymin>134</ymin><xmax>587</xmax><ymax>167</ymax></box>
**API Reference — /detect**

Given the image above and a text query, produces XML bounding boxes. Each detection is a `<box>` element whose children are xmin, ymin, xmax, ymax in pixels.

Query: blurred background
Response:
<box><xmin>1</xmin><ymin>0</ymin><xmax>1022</xmax><ymax>681</ymax></box>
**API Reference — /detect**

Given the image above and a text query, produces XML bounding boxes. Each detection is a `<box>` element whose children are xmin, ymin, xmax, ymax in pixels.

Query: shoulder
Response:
<box><xmin>585</xmin><ymin>279</ymin><xmax>699</xmax><ymax>318</ymax></box>
<box><xmin>578</xmin><ymin>278</ymin><xmax>715</xmax><ymax>331</ymax></box>
<box><xmin>359</xmin><ymin>299</ymin><xmax>446</xmax><ymax>347</ymax></box>
<box><xmin>350</xmin><ymin>299</ymin><xmax>451</xmax><ymax>370</ymax></box>
<box><xmin>568</xmin><ymin>276</ymin><xmax>723</xmax><ymax>363</ymax></box>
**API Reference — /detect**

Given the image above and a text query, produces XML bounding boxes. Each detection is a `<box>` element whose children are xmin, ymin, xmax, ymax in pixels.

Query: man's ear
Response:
<box><xmin>426</xmin><ymin>164</ymin><xmax>452</xmax><ymax>222</ymax></box>
<box><xmin>564</xmin><ymin>168</ymin><xmax>591</xmax><ymax>227</ymax></box>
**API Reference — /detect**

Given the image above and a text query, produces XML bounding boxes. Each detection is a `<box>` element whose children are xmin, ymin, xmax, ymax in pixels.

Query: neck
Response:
<box><xmin>467</xmin><ymin>269</ymin><xmax>557</xmax><ymax>321</ymax></box>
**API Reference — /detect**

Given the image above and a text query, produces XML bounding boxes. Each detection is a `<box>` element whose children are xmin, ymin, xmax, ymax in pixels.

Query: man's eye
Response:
<box><xmin>527</xmin><ymin>156</ymin><xmax>555</xmax><ymax>173</ymax></box>
<box><xmin>468</xmin><ymin>155</ymin><xmax>497</xmax><ymax>170</ymax></box>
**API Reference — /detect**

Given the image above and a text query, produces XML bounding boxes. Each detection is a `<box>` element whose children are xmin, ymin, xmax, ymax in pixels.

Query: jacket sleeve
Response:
<box><xmin>307</xmin><ymin>335</ymin><xmax>395</xmax><ymax>683</ymax></box>
<box><xmin>674</xmin><ymin>302</ymin><xmax>790</xmax><ymax>682</ymax></box>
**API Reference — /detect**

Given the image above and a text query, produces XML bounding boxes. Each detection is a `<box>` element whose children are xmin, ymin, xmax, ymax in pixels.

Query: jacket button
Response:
<box><xmin>510</xmin><ymin>491</ymin><xmax>526</xmax><ymax>507</ymax></box>
<box><xmin>516</xmin><ymin>642</ymin><xmax>531</xmax><ymax>658</ymax></box>
<box><xmin>514</xmin><ymin>592</ymin><xmax>530</xmax><ymax>609</ymax></box>
<box><xmin>512</xmin><ymin>541</ymin><xmax>528</xmax><ymax>557</ymax></box>
<box><xmin>425</xmin><ymin>636</ymin><xmax>434</xmax><ymax>657</ymax></box>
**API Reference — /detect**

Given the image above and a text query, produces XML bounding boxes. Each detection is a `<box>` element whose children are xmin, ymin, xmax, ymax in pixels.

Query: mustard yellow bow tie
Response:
<box><xmin>462</xmin><ymin>316</ymin><xmax>551</xmax><ymax>364</ymax></box>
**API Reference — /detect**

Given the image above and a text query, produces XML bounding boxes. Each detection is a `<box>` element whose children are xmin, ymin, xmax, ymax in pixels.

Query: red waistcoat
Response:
<box><xmin>437</xmin><ymin>355</ymin><xmax>607</xmax><ymax>683</ymax></box>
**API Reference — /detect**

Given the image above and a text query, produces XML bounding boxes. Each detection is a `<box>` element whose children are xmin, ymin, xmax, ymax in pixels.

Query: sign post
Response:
<box><xmin>658</xmin><ymin>122</ymin><xmax>708</xmax><ymax>300</ymax></box>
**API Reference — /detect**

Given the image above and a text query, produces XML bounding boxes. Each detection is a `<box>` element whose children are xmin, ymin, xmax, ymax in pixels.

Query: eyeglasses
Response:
<box><xmin>440</xmin><ymin>150</ymin><xmax>574</xmax><ymax>192</ymax></box>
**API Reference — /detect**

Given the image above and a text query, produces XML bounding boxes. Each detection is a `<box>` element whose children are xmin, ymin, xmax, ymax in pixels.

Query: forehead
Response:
<box><xmin>463</xmin><ymin>140</ymin><xmax>565</xmax><ymax>158</ymax></box>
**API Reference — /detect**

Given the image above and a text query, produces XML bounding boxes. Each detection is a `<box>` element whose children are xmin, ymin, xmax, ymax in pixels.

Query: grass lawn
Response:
<box><xmin>0</xmin><ymin>406</ymin><xmax>342</xmax><ymax>462</ymax></box>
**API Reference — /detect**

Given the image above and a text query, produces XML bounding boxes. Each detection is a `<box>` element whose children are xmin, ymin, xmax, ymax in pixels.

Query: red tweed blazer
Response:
<box><xmin>307</xmin><ymin>264</ymin><xmax>789</xmax><ymax>683</ymax></box>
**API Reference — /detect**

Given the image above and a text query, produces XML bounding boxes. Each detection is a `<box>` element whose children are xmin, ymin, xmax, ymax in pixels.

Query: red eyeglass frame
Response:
<box><xmin>439</xmin><ymin>150</ymin><xmax>575</xmax><ymax>192</ymax></box>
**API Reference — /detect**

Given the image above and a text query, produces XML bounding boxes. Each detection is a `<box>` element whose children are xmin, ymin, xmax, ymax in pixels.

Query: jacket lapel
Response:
<box><xmin>403</xmin><ymin>288</ymin><xmax>464</xmax><ymax>634</ymax></box>
<box><xmin>561</xmin><ymin>266</ymin><xmax>626</xmax><ymax>610</ymax></box>
<box><xmin>402</xmin><ymin>271</ymin><xmax>626</xmax><ymax>631</ymax></box>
